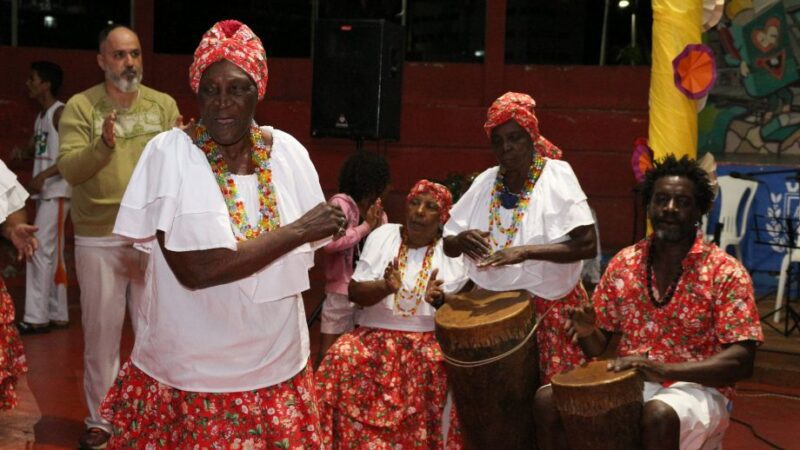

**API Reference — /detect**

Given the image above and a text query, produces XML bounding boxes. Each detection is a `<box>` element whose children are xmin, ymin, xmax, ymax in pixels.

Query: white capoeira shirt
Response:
<box><xmin>114</xmin><ymin>126</ymin><xmax>326</xmax><ymax>392</ymax></box>
<box><xmin>443</xmin><ymin>159</ymin><xmax>594</xmax><ymax>300</ymax></box>
<box><xmin>32</xmin><ymin>101</ymin><xmax>70</xmax><ymax>200</ymax></box>
<box><xmin>353</xmin><ymin>223</ymin><xmax>469</xmax><ymax>332</ymax></box>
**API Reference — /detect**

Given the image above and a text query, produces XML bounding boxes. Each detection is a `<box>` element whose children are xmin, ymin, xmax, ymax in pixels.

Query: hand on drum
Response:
<box><xmin>564</xmin><ymin>304</ymin><xmax>597</xmax><ymax>344</ymax></box>
<box><xmin>477</xmin><ymin>246</ymin><xmax>527</xmax><ymax>267</ymax></box>
<box><xmin>607</xmin><ymin>356</ymin><xmax>667</xmax><ymax>382</ymax></box>
<box><xmin>383</xmin><ymin>258</ymin><xmax>402</xmax><ymax>293</ymax></box>
<box><xmin>456</xmin><ymin>229</ymin><xmax>491</xmax><ymax>261</ymax></box>
<box><xmin>424</xmin><ymin>268</ymin><xmax>445</xmax><ymax>308</ymax></box>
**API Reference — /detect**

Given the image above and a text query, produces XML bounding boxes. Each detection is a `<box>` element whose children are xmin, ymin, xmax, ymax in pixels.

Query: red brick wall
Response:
<box><xmin>0</xmin><ymin>45</ymin><xmax>650</xmax><ymax>287</ymax></box>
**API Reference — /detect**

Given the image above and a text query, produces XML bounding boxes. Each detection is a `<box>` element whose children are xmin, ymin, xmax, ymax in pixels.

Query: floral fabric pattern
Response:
<box><xmin>0</xmin><ymin>277</ymin><xmax>27</xmax><ymax>410</ymax></box>
<box><xmin>593</xmin><ymin>236</ymin><xmax>764</xmax><ymax>398</ymax></box>
<box><xmin>189</xmin><ymin>20</ymin><xmax>269</xmax><ymax>99</ymax></box>
<box><xmin>534</xmin><ymin>284</ymin><xmax>589</xmax><ymax>385</ymax></box>
<box><xmin>315</xmin><ymin>328</ymin><xmax>462</xmax><ymax>449</ymax></box>
<box><xmin>100</xmin><ymin>360</ymin><xmax>322</xmax><ymax>449</ymax></box>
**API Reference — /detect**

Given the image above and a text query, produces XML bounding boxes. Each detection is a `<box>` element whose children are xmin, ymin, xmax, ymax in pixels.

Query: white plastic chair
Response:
<box><xmin>715</xmin><ymin>176</ymin><xmax>758</xmax><ymax>261</ymax></box>
<box><xmin>700</xmin><ymin>214</ymin><xmax>712</xmax><ymax>243</ymax></box>
<box><xmin>774</xmin><ymin>249</ymin><xmax>800</xmax><ymax>323</ymax></box>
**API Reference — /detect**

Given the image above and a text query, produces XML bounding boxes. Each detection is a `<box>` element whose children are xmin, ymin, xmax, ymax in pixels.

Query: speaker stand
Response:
<box><xmin>355</xmin><ymin>137</ymin><xmax>365</xmax><ymax>152</ymax></box>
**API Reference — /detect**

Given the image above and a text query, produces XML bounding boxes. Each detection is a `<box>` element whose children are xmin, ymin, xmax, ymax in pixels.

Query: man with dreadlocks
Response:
<box><xmin>535</xmin><ymin>154</ymin><xmax>763</xmax><ymax>450</ymax></box>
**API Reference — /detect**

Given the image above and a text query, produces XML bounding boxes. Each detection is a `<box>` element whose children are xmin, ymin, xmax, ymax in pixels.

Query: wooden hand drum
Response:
<box><xmin>435</xmin><ymin>289</ymin><xmax>538</xmax><ymax>450</ymax></box>
<box><xmin>551</xmin><ymin>360</ymin><xmax>644</xmax><ymax>450</ymax></box>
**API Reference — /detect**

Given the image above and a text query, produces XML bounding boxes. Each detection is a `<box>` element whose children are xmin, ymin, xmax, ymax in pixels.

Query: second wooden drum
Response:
<box><xmin>551</xmin><ymin>360</ymin><xmax>644</xmax><ymax>450</ymax></box>
<box><xmin>435</xmin><ymin>289</ymin><xmax>538</xmax><ymax>450</ymax></box>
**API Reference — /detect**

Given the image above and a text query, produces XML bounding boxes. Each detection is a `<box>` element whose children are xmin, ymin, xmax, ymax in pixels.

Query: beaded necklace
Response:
<box><xmin>195</xmin><ymin>122</ymin><xmax>281</xmax><ymax>241</ymax></box>
<box><xmin>645</xmin><ymin>243</ymin><xmax>684</xmax><ymax>308</ymax></box>
<box><xmin>393</xmin><ymin>235</ymin><xmax>438</xmax><ymax>317</ymax></box>
<box><xmin>487</xmin><ymin>154</ymin><xmax>545</xmax><ymax>250</ymax></box>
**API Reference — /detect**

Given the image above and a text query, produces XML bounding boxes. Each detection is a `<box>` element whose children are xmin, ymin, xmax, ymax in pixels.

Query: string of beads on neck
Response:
<box><xmin>646</xmin><ymin>246</ymin><xmax>683</xmax><ymax>308</ymax></box>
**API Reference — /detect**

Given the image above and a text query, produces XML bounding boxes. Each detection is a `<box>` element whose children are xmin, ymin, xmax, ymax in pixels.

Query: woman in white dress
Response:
<box><xmin>99</xmin><ymin>20</ymin><xmax>345</xmax><ymax>448</ymax></box>
<box><xmin>0</xmin><ymin>160</ymin><xmax>38</xmax><ymax>410</ymax></box>
<box><xmin>443</xmin><ymin>91</ymin><xmax>598</xmax><ymax>384</ymax></box>
<box><xmin>316</xmin><ymin>180</ymin><xmax>468</xmax><ymax>449</ymax></box>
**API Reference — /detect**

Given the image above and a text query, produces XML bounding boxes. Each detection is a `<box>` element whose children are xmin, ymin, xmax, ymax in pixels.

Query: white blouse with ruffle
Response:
<box><xmin>443</xmin><ymin>159</ymin><xmax>594</xmax><ymax>300</ymax></box>
<box><xmin>114</xmin><ymin>126</ymin><xmax>325</xmax><ymax>392</ymax></box>
<box><xmin>0</xmin><ymin>160</ymin><xmax>29</xmax><ymax>223</ymax></box>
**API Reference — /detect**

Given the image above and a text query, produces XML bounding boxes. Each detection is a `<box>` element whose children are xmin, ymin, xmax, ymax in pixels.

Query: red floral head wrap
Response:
<box><xmin>189</xmin><ymin>20</ymin><xmax>269</xmax><ymax>100</ymax></box>
<box><xmin>483</xmin><ymin>92</ymin><xmax>562</xmax><ymax>159</ymax></box>
<box><xmin>406</xmin><ymin>180</ymin><xmax>453</xmax><ymax>224</ymax></box>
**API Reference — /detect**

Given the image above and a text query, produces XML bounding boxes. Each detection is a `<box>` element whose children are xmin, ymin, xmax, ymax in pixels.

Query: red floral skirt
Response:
<box><xmin>99</xmin><ymin>360</ymin><xmax>322</xmax><ymax>449</ymax></box>
<box><xmin>0</xmin><ymin>277</ymin><xmax>27</xmax><ymax>410</ymax></box>
<box><xmin>533</xmin><ymin>283</ymin><xmax>588</xmax><ymax>384</ymax></box>
<box><xmin>315</xmin><ymin>328</ymin><xmax>462</xmax><ymax>449</ymax></box>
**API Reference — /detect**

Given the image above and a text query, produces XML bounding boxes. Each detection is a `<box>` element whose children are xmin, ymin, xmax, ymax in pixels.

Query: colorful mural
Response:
<box><xmin>702</xmin><ymin>0</ymin><xmax>800</xmax><ymax>156</ymax></box>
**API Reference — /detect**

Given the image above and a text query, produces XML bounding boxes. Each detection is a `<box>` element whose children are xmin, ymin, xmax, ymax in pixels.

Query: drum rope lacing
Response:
<box><xmin>440</xmin><ymin>303</ymin><xmax>556</xmax><ymax>368</ymax></box>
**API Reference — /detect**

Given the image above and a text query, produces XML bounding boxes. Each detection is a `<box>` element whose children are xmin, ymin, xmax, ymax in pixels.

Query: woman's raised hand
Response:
<box><xmin>383</xmin><ymin>257</ymin><xmax>402</xmax><ymax>293</ymax></box>
<box><xmin>293</xmin><ymin>202</ymin><xmax>346</xmax><ymax>243</ymax></box>
<box><xmin>365</xmin><ymin>199</ymin><xmax>384</xmax><ymax>230</ymax></box>
<box><xmin>424</xmin><ymin>268</ymin><xmax>445</xmax><ymax>307</ymax></box>
<box><xmin>564</xmin><ymin>304</ymin><xmax>597</xmax><ymax>344</ymax></box>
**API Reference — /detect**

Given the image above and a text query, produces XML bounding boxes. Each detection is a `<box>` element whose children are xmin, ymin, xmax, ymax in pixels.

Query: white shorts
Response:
<box><xmin>644</xmin><ymin>381</ymin><xmax>730</xmax><ymax>450</ymax></box>
<box><xmin>320</xmin><ymin>292</ymin><xmax>357</xmax><ymax>334</ymax></box>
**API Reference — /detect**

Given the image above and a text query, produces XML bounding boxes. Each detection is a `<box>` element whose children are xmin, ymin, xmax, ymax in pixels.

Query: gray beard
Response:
<box><xmin>107</xmin><ymin>69</ymin><xmax>142</xmax><ymax>93</ymax></box>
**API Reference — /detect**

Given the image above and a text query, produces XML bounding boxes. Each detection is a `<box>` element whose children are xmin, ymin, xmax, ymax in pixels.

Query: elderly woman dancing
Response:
<box><xmin>0</xmin><ymin>160</ymin><xmax>37</xmax><ymax>410</ymax></box>
<box><xmin>443</xmin><ymin>92</ymin><xmax>597</xmax><ymax>384</ymax></box>
<box><xmin>98</xmin><ymin>20</ymin><xmax>344</xmax><ymax>448</ymax></box>
<box><xmin>316</xmin><ymin>180</ymin><xmax>468</xmax><ymax>449</ymax></box>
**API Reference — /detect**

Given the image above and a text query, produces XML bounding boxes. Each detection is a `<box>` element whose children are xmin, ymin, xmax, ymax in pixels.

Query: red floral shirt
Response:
<box><xmin>593</xmin><ymin>235</ymin><xmax>763</xmax><ymax>396</ymax></box>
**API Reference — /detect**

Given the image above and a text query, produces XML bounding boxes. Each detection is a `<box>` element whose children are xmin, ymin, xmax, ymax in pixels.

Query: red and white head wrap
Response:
<box><xmin>406</xmin><ymin>180</ymin><xmax>453</xmax><ymax>224</ymax></box>
<box><xmin>189</xmin><ymin>20</ymin><xmax>269</xmax><ymax>100</ymax></box>
<box><xmin>483</xmin><ymin>91</ymin><xmax>562</xmax><ymax>160</ymax></box>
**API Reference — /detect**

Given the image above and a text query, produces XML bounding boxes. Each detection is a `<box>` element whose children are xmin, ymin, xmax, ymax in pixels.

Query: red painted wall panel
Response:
<box><xmin>0</xmin><ymin>45</ymin><xmax>649</xmax><ymax>255</ymax></box>
<box><xmin>504</xmin><ymin>65</ymin><xmax>650</xmax><ymax>111</ymax></box>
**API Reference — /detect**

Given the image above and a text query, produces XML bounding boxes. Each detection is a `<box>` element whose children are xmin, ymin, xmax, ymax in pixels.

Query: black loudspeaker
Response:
<box><xmin>311</xmin><ymin>19</ymin><xmax>404</xmax><ymax>140</ymax></box>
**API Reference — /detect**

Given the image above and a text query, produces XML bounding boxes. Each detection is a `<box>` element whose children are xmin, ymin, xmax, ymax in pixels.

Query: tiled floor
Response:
<box><xmin>6</xmin><ymin>287</ymin><xmax>800</xmax><ymax>449</ymax></box>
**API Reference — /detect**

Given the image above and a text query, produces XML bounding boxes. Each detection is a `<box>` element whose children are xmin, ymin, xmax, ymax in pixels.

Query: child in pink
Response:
<box><xmin>317</xmin><ymin>152</ymin><xmax>390</xmax><ymax>366</ymax></box>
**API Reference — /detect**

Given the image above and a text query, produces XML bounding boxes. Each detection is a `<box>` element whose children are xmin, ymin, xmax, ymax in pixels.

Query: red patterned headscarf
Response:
<box><xmin>189</xmin><ymin>20</ymin><xmax>269</xmax><ymax>100</ymax></box>
<box><xmin>406</xmin><ymin>180</ymin><xmax>453</xmax><ymax>224</ymax></box>
<box><xmin>483</xmin><ymin>92</ymin><xmax>562</xmax><ymax>159</ymax></box>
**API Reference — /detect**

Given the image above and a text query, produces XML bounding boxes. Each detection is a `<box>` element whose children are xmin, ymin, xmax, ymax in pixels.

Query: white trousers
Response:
<box><xmin>644</xmin><ymin>381</ymin><xmax>730</xmax><ymax>450</ymax></box>
<box><xmin>75</xmin><ymin>244</ymin><xmax>146</xmax><ymax>432</ymax></box>
<box><xmin>24</xmin><ymin>198</ymin><xmax>70</xmax><ymax>324</ymax></box>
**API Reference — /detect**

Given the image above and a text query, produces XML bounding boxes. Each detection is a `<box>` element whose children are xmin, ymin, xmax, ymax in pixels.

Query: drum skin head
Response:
<box><xmin>435</xmin><ymin>289</ymin><xmax>531</xmax><ymax>330</ymax></box>
<box><xmin>553</xmin><ymin>360</ymin><xmax>638</xmax><ymax>388</ymax></box>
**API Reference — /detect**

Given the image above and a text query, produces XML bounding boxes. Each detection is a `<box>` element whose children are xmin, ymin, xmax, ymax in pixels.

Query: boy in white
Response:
<box><xmin>14</xmin><ymin>61</ymin><xmax>71</xmax><ymax>333</ymax></box>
